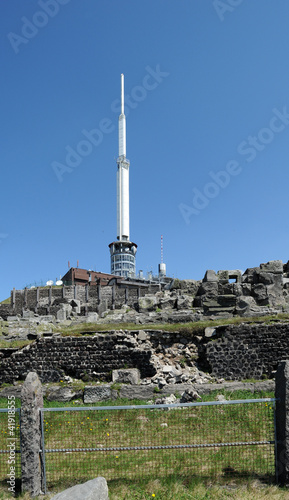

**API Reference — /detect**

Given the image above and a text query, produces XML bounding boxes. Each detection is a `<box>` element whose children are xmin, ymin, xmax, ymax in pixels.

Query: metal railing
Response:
<box><xmin>40</xmin><ymin>398</ymin><xmax>276</xmax><ymax>492</ymax></box>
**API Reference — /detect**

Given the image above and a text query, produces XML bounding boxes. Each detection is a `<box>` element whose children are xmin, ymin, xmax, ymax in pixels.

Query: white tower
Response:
<box><xmin>109</xmin><ymin>74</ymin><xmax>137</xmax><ymax>277</ymax></box>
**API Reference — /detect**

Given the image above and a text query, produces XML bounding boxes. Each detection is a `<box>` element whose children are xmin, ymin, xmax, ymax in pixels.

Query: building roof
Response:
<box><xmin>61</xmin><ymin>268</ymin><xmax>121</xmax><ymax>286</ymax></box>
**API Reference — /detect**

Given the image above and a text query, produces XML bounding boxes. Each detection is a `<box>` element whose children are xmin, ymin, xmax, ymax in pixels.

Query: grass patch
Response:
<box><xmin>0</xmin><ymin>340</ymin><xmax>31</xmax><ymax>349</ymax></box>
<box><xmin>0</xmin><ymin>391</ymin><xmax>280</xmax><ymax>499</ymax></box>
<box><xmin>0</xmin><ymin>299</ymin><xmax>10</xmax><ymax>305</ymax></box>
<box><xmin>53</xmin><ymin>313</ymin><xmax>289</xmax><ymax>338</ymax></box>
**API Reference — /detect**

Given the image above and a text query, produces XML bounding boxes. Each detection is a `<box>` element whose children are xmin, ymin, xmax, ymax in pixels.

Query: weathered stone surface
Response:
<box><xmin>46</xmin><ymin>386</ymin><xmax>80</xmax><ymax>402</ymax></box>
<box><xmin>197</xmin><ymin>282</ymin><xmax>218</xmax><ymax>298</ymax></box>
<box><xmin>155</xmin><ymin>394</ymin><xmax>177</xmax><ymax>405</ymax></box>
<box><xmin>159</xmin><ymin>296</ymin><xmax>176</xmax><ymax>309</ymax></box>
<box><xmin>176</xmin><ymin>295</ymin><xmax>194</xmax><ymax>310</ymax></box>
<box><xmin>203</xmin><ymin>270</ymin><xmax>218</xmax><ymax>282</ymax></box>
<box><xmin>180</xmin><ymin>388</ymin><xmax>201</xmax><ymax>403</ymax></box>
<box><xmin>50</xmin><ymin>477</ymin><xmax>109</xmax><ymax>500</ymax></box>
<box><xmin>236</xmin><ymin>296</ymin><xmax>258</xmax><ymax>316</ymax></box>
<box><xmin>86</xmin><ymin>312</ymin><xmax>99</xmax><ymax>323</ymax></box>
<box><xmin>112</xmin><ymin>368</ymin><xmax>140</xmax><ymax>385</ymax></box>
<box><xmin>217</xmin><ymin>270</ymin><xmax>242</xmax><ymax>283</ymax></box>
<box><xmin>260</xmin><ymin>260</ymin><xmax>283</xmax><ymax>274</ymax></box>
<box><xmin>167</xmin><ymin>310</ymin><xmax>200</xmax><ymax>323</ymax></box>
<box><xmin>84</xmin><ymin>385</ymin><xmax>111</xmax><ymax>403</ymax></box>
<box><xmin>57</xmin><ymin>309</ymin><xmax>67</xmax><ymax>321</ymax></box>
<box><xmin>21</xmin><ymin>372</ymin><xmax>43</xmax><ymax>496</ymax></box>
<box><xmin>252</xmin><ymin>283</ymin><xmax>269</xmax><ymax>305</ymax></box>
<box><xmin>138</xmin><ymin>296</ymin><xmax>157</xmax><ymax>312</ymax></box>
<box><xmin>204</xmin><ymin>327</ymin><xmax>216</xmax><ymax>338</ymax></box>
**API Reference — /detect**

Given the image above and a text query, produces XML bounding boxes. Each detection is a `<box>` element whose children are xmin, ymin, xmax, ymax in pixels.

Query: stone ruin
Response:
<box><xmin>1</xmin><ymin>259</ymin><xmax>289</xmax><ymax>324</ymax></box>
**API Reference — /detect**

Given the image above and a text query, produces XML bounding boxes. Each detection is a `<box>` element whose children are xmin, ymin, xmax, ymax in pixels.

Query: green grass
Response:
<box><xmin>0</xmin><ymin>390</ymin><xmax>276</xmax><ymax>496</ymax></box>
<box><xmin>0</xmin><ymin>390</ymin><xmax>283</xmax><ymax>499</ymax></box>
<box><xmin>53</xmin><ymin>312</ymin><xmax>289</xmax><ymax>338</ymax></box>
<box><xmin>0</xmin><ymin>340</ymin><xmax>31</xmax><ymax>349</ymax></box>
<box><xmin>0</xmin><ymin>299</ymin><xmax>10</xmax><ymax>305</ymax></box>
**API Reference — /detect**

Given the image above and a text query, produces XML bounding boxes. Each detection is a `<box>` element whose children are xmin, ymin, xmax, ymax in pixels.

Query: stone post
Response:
<box><xmin>21</xmin><ymin>372</ymin><xmax>43</xmax><ymax>496</ymax></box>
<box><xmin>275</xmin><ymin>360</ymin><xmax>289</xmax><ymax>485</ymax></box>
<box><xmin>97</xmin><ymin>283</ymin><xmax>101</xmax><ymax>305</ymax></box>
<box><xmin>24</xmin><ymin>288</ymin><xmax>27</xmax><ymax>309</ymax></box>
<box><xmin>12</xmin><ymin>288</ymin><xmax>16</xmax><ymax>312</ymax></box>
<box><xmin>35</xmin><ymin>287</ymin><xmax>40</xmax><ymax>313</ymax></box>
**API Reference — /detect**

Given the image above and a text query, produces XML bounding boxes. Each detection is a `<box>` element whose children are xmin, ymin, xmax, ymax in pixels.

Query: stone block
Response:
<box><xmin>204</xmin><ymin>327</ymin><xmax>216</xmax><ymax>338</ymax></box>
<box><xmin>112</xmin><ymin>368</ymin><xmax>140</xmax><ymax>385</ymax></box>
<box><xmin>57</xmin><ymin>309</ymin><xmax>67</xmax><ymax>321</ymax></box>
<box><xmin>84</xmin><ymin>385</ymin><xmax>111</xmax><ymax>403</ymax></box>
<box><xmin>260</xmin><ymin>260</ymin><xmax>283</xmax><ymax>273</ymax></box>
<box><xmin>70</xmin><ymin>299</ymin><xmax>81</xmax><ymax>314</ymax></box>
<box><xmin>40</xmin><ymin>315</ymin><xmax>55</xmax><ymax>323</ymax></box>
<box><xmin>203</xmin><ymin>270</ymin><xmax>218</xmax><ymax>282</ymax></box>
<box><xmin>46</xmin><ymin>387</ymin><xmax>80</xmax><ymax>402</ymax></box>
<box><xmin>176</xmin><ymin>296</ymin><xmax>194</xmax><ymax>310</ymax></box>
<box><xmin>86</xmin><ymin>312</ymin><xmax>99</xmax><ymax>323</ymax></box>
<box><xmin>252</xmin><ymin>283</ymin><xmax>269</xmax><ymax>305</ymax></box>
<box><xmin>50</xmin><ymin>477</ymin><xmax>109</xmax><ymax>500</ymax></box>
<box><xmin>137</xmin><ymin>331</ymin><xmax>148</xmax><ymax>341</ymax></box>
<box><xmin>22</xmin><ymin>310</ymin><xmax>35</xmax><ymax>319</ymax></box>
<box><xmin>159</xmin><ymin>296</ymin><xmax>176</xmax><ymax>309</ymax></box>
<box><xmin>138</xmin><ymin>295</ymin><xmax>157</xmax><ymax>312</ymax></box>
<box><xmin>197</xmin><ymin>282</ymin><xmax>218</xmax><ymax>298</ymax></box>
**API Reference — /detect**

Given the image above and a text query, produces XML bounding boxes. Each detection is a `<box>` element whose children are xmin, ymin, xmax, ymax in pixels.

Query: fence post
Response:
<box><xmin>275</xmin><ymin>360</ymin><xmax>289</xmax><ymax>485</ymax></box>
<box><xmin>21</xmin><ymin>372</ymin><xmax>43</xmax><ymax>496</ymax></box>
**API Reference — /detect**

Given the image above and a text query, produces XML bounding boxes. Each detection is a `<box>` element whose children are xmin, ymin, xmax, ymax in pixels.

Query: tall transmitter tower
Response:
<box><xmin>109</xmin><ymin>74</ymin><xmax>137</xmax><ymax>277</ymax></box>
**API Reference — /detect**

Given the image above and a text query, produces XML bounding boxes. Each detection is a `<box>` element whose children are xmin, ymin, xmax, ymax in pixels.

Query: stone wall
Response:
<box><xmin>2</xmin><ymin>321</ymin><xmax>289</xmax><ymax>384</ymax></box>
<box><xmin>4</xmin><ymin>259</ymin><xmax>289</xmax><ymax>322</ymax></box>
<box><xmin>0</xmin><ymin>332</ymin><xmax>157</xmax><ymax>384</ymax></box>
<box><xmin>205</xmin><ymin>322</ymin><xmax>289</xmax><ymax>380</ymax></box>
<box><xmin>7</xmin><ymin>283</ymin><xmax>159</xmax><ymax>320</ymax></box>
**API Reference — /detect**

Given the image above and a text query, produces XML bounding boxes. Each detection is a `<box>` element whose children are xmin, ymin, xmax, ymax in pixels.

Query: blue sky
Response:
<box><xmin>1</xmin><ymin>0</ymin><xmax>289</xmax><ymax>300</ymax></box>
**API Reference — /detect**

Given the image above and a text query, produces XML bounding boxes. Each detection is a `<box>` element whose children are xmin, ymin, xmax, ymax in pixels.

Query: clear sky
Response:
<box><xmin>1</xmin><ymin>0</ymin><xmax>289</xmax><ymax>300</ymax></box>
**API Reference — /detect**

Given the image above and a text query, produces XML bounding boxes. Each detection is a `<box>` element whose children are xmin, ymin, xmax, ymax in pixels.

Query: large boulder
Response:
<box><xmin>112</xmin><ymin>368</ymin><xmax>140</xmax><ymax>385</ymax></box>
<box><xmin>50</xmin><ymin>477</ymin><xmax>109</xmax><ymax>500</ymax></box>
<box><xmin>260</xmin><ymin>260</ymin><xmax>283</xmax><ymax>274</ymax></box>
<box><xmin>84</xmin><ymin>385</ymin><xmax>111</xmax><ymax>403</ymax></box>
<box><xmin>138</xmin><ymin>295</ymin><xmax>157</xmax><ymax>312</ymax></box>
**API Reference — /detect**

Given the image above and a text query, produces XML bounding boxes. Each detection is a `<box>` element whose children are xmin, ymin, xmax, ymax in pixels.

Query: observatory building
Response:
<box><xmin>109</xmin><ymin>74</ymin><xmax>137</xmax><ymax>278</ymax></box>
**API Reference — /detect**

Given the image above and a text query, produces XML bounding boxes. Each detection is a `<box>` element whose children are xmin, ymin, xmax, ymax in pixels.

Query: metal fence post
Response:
<box><xmin>21</xmin><ymin>372</ymin><xmax>44</xmax><ymax>496</ymax></box>
<box><xmin>275</xmin><ymin>360</ymin><xmax>289</xmax><ymax>486</ymax></box>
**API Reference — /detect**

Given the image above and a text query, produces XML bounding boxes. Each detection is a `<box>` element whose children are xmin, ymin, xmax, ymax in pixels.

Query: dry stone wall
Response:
<box><xmin>205</xmin><ymin>322</ymin><xmax>289</xmax><ymax>380</ymax></box>
<box><xmin>1</xmin><ymin>322</ymin><xmax>289</xmax><ymax>384</ymax></box>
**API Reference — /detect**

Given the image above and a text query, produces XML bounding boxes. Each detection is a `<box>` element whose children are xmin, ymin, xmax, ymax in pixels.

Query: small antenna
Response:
<box><xmin>68</xmin><ymin>261</ymin><xmax>70</xmax><ymax>269</ymax></box>
<box><xmin>77</xmin><ymin>260</ymin><xmax>79</xmax><ymax>268</ymax></box>
<box><xmin>161</xmin><ymin>235</ymin><xmax>163</xmax><ymax>264</ymax></box>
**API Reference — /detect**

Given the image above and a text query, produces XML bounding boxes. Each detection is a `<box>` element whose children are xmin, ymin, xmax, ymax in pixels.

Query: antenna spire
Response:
<box><xmin>118</xmin><ymin>74</ymin><xmax>126</xmax><ymax>157</ymax></box>
<box><xmin>121</xmin><ymin>73</ymin><xmax>124</xmax><ymax>115</ymax></box>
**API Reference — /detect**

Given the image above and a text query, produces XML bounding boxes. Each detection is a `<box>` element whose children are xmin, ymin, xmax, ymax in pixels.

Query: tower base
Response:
<box><xmin>109</xmin><ymin>241</ymin><xmax>137</xmax><ymax>278</ymax></box>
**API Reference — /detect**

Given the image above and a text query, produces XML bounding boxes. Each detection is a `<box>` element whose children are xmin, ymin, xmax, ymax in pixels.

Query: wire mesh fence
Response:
<box><xmin>41</xmin><ymin>398</ymin><xmax>276</xmax><ymax>491</ymax></box>
<box><xmin>0</xmin><ymin>408</ymin><xmax>21</xmax><ymax>489</ymax></box>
